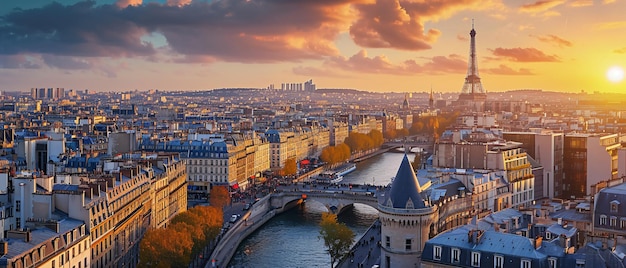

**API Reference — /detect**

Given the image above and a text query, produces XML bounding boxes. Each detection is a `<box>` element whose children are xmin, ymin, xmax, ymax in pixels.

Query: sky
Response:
<box><xmin>0</xmin><ymin>0</ymin><xmax>625</xmax><ymax>93</ymax></box>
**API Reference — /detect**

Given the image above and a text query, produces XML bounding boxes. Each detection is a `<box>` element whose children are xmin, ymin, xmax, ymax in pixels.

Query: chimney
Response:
<box><xmin>19</xmin><ymin>183</ymin><xmax>26</xmax><ymax>230</ymax></box>
<box><xmin>534</xmin><ymin>236</ymin><xmax>543</xmax><ymax>249</ymax></box>
<box><xmin>0</xmin><ymin>241</ymin><xmax>7</xmax><ymax>255</ymax></box>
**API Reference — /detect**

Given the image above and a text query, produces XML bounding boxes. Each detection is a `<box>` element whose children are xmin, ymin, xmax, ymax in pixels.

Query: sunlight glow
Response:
<box><xmin>607</xmin><ymin>66</ymin><xmax>624</xmax><ymax>83</ymax></box>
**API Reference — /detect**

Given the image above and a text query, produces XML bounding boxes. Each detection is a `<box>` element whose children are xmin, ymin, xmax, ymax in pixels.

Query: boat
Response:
<box><xmin>335</xmin><ymin>163</ymin><xmax>356</xmax><ymax>177</ymax></box>
<box><xmin>315</xmin><ymin>173</ymin><xmax>344</xmax><ymax>184</ymax></box>
<box><xmin>314</xmin><ymin>163</ymin><xmax>355</xmax><ymax>184</ymax></box>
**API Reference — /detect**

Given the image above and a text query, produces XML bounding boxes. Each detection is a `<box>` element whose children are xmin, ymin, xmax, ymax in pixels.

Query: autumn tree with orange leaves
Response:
<box><xmin>139</xmin><ymin>206</ymin><xmax>223</xmax><ymax>268</ymax></box>
<box><xmin>209</xmin><ymin>185</ymin><xmax>230</xmax><ymax>208</ymax></box>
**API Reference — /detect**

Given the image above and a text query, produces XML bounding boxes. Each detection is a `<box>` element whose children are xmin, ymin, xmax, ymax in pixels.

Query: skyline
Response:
<box><xmin>0</xmin><ymin>0</ymin><xmax>625</xmax><ymax>93</ymax></box>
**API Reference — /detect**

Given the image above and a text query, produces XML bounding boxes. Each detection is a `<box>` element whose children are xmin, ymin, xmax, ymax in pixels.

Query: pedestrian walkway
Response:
<box><xmin>338</xmin><ymin>219</ymin><xmax>381</xmax><ymax>268</ymax></box>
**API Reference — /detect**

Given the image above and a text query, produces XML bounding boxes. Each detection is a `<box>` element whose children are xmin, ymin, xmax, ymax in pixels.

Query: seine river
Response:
<box><xmin>228</xmin><ymin>152</ymin><xmax>406</xmax><ymax>268</ymax></box>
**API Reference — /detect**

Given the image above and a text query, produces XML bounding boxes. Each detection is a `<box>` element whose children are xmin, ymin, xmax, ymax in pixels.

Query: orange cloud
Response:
<box><xmin>116</xmin><ymin>0</ymin><xmax>142</xmax><ymax>8</ymax></box>
<box><xmin>484</xmin><ymin>64</ymin><xmax>534</xmax><ymax>75</ymax></box>
<box><xmin>457</xmin><ymin>34</ymin><xmax>468</xmax><ymax>41</ymax></box>
<box><xmin>349</xmin><ymin>0</ymin><xmax>439</xmax><ymax>50</ymax></box>
<box><xmin>299</xmin><ymin>50</ymin><xmax>467</xmax><ymax>76</ymax></box>
<box><xmin>491</xmin><ymin>47</ymin><xmax>560</xmax><ymax>62</ymax></box>
<box><xmin>534</xmin><ymin>34</ymin><xmax>572</xmax><ymax>47</ymax></box>
<box><xmin>569</xmin><ymin>0</ymin><xmax>592</xmax><ymax>7</ymax></box>
<box><xmin>519</xmin><ymin>0</ymin><xmax>565</xmax><ymax>13</ymax></box>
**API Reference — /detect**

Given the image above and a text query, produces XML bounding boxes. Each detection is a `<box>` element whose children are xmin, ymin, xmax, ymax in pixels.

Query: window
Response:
<box><xmin>611</xmin><ymin>200</ymin><xmax>620</xmax><ymax>212</ymax></box>
<box><xmin>405</xmin><ymin>239</ymin><xmax>412</xmax><ymax>251</ymax></box>
<box><xmin>385</xmin><ymin>236</ymin><xmax>390</xmax><ymax>247</ymax></box>
<box><xmin>521</xmin><ymin>259</ymin><xmax>531</xmax><ymax>268</ymax></box>
<box><xmin>52</xmin><ymin>260</ymin><xmax>55</xmax><ymax>268</ymax></box>
<box><xmin>451</xmin><ymin>248</ymin><xmax>460</xmax><ymax>263</ymax></box>
<box><xmin>610</xmin><ymin>216</ymin><xmax>617</xmax><ymax>227</ymax></box>
<box><xmin>600</xmin><ymin>215</ymin><xmax>607</xmax><ymax>225</ymax></box>
<box><xmin>494</xmin><ymin>255</ymin><xmax>504</xmax><ymax>268</ymax></box>
<box><xmin>16</xmin><ymin>218</ymin><xmax>20</xmax><ymax>229</ymax></box>
<box><xmin>621</xmin><ymin>218</ymin><xmax>626</xmax><ymax>229</ymax></box>
<box><xmin>548</xmin><ymin>258</ymin><xmax>557</xmax><ymax>268</ymax></box>
<box><xmin>16</xmin><ymin>201</ymin><xmax>20</xmax><ymax>212</ymax></box>
<box><xmin>576</xmin><ymin>259</ymin><xmax>585</xmax><ymax>268</ymax></box>
<box><xmin>471</xmin><ymin>252</ymin><xmax>480</xmax><ymax>267</ymax></box>
<box><xmin>433</xmin><ymin>246</ymin><xmax>441</xmax><ymax>260</ymax></box>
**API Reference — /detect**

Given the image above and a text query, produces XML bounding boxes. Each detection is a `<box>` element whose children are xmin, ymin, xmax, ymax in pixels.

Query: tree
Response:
<box><xmin>209</xmin><ymin>185</ymin><xmax>230</xmax><ymax>208</ymax></box>
<box><xmin>282</xmin><ymin>157</ymin><xmax>297</xmax><ymax>176</ymax></box>
<box><xmin>319</xmin><ymin>213</ymin><xmax>354</xmax><ymax>268</ymax></box>
<box><xmin>412</xmin><ymin>152</ymin><xmax>422</xmax><ymax>170</ymax></box>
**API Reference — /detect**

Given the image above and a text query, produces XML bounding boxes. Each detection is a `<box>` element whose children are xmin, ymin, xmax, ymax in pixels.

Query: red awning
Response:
<box><xmin>300</xmin><ymin>159</ymin><xmax>310</xmax><ymax>165</ymax></box>
<box><xmin>231</xmin><ymin>183</ymin><xmax>239</xmax><ymax>190</ymax></box>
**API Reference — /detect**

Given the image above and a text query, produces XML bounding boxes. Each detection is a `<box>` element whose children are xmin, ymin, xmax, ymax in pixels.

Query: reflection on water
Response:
<box><xmin>229</xmin><ymin>152</ymin><xmax>401</xmax><ymax>267</ymax></box>
<box><xmin>229</xmin><ymin>203</ymin><xmax>378</xmax><ymax>268</ymax></box>
<box><xmin>342</xmin><ymin>152</ymin><xmax>406</xmax><ymax>186</ymax></box>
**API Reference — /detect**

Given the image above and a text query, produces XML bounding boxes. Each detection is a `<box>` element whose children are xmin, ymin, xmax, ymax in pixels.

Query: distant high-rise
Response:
<box><xmin>458</xmin><ymin>21</ymin><xmax>487</xmax><ymax>108</ymax></box>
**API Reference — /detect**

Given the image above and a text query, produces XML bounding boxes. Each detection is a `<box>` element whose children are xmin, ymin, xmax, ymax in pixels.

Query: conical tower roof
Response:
<box><xmin>387</xmin><ymin>154</ymin><xmax>427</xmax><ymax>209</ymax></box>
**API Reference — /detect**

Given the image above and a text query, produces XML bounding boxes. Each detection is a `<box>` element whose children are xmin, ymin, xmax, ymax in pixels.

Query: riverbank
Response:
<box><xmin>352</xmin><ymin>146</ymin><xmax>398</xmax><ymax>163</ymax></box>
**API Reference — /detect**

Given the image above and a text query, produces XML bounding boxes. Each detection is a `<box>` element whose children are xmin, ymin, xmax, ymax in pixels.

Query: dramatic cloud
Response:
<box><xmin>349</xmin><ymin>0</ymin><xmax>439</xmax><ymax>50</ymax></box>
<box><xmin>349</xmin><ymin>0</ymin><xmax>504</xmax><ymax>51</ymax></box>
<box><xmin>0</xmin><ymin>2</ymin><xmax>155</xmax><ymax>57</ymax></box>
<box><xmin>533</xmin><ymin>34</ymin><xmax>572</xmax><ymax>47</ymax></box>
<box><xmin>484</xmin><ymin>64</ymin><xmax>534</xmax><ymax>75</ymax></box>
<box><xmin>490</xmin><ymin>47</ymin><xmax>560</xmax><ymax>62</ymax></box>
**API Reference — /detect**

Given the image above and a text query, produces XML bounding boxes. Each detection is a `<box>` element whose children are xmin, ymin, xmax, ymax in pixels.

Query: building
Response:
<box><xmin>562</xmin><ymin>133</ymin><xmax>619</xmax><ymax>198</ymax></box>
<box><xmin>379</xmin><ymin>155</ymin><xmax>438</xmax><ymax>268</ymax></box>
<box><xmin>593</xmin><ymin>182</ymin><xmax>626</xmax><ymax>239</ymax></box>
<box><xmin>504</xmin><ymin>131</ymin><xmax>564</xmax><ymax>199</ymax></box>
<box><xmin>53</xmin><ymin>153</ymin><xmax>187</xmax><ymax>267</ymax></box>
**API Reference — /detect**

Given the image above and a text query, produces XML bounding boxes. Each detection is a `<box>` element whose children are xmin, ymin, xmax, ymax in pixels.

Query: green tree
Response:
<box><xmin>319</xmin><ymin>213</ymin><xmax>354</xmax><ymax>268</ymax></box>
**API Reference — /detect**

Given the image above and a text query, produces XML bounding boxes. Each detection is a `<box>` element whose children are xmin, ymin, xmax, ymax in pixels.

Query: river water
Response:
<box><xmin>228</xmin><ymin>152</ymin><xmax>406</xmax><ymax>268</ymax></box>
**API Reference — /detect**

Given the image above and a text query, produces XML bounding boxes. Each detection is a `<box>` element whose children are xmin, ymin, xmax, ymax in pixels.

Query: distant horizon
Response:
<box><xmin>1</xmin><ymin>0</ymin><xmax>624</xmax><ymax>93</ymax></box>
<box><xmin>4</xmin><ymin>87</ymin><xmax>620</xmax><ymax>96</ymax></box>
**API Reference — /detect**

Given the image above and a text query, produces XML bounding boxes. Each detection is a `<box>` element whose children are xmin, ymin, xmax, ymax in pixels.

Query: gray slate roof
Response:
<box><xmin>387</xmin><ymin>154</ymin><xmax>427</xmax><ymax>209</ymax></box>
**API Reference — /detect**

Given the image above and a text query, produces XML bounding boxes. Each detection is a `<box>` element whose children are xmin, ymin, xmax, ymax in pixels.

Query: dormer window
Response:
<box><xmin>611</xmin><ymin>200</ymin><xmax>620</xmax><ymax>213</ymax></box>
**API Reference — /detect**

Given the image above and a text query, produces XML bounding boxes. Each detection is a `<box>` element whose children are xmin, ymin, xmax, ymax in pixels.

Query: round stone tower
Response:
<box><xmin>379</xmin><ymin>154</ymin><xmax>438</xmax><ymax>268</ymax></box>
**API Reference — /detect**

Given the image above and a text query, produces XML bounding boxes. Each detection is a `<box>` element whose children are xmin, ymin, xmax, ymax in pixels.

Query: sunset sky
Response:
<box><xmin>1</xmin><ymin>0</ymin><xmax>625</xmax><ymax>93</ymax></box>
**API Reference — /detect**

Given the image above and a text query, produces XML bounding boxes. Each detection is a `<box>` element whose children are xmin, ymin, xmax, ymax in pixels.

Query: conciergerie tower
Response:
<box><xmin>457</xmin><ymin>21</ymin><xmax>487</xmax><ymax>111</ymax></box>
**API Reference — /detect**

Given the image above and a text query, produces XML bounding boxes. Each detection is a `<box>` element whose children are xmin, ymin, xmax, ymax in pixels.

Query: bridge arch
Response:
<box><xmin>270</xmin><ymin>191</ymin><xmax>379</xmax><ymax>215</ymax></box>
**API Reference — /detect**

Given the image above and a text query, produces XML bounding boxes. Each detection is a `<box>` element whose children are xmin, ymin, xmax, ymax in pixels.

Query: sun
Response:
<box><xmin>606</xmin><ymin>66</ymin><xmax>624</xmax><ymax>83</ymax></box>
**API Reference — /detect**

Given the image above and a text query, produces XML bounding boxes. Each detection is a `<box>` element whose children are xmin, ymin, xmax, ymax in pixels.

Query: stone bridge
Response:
<box><xmin>270</xmin><ymin>190</ymin><xmax>380</xmax><ymax>214</ymax></box>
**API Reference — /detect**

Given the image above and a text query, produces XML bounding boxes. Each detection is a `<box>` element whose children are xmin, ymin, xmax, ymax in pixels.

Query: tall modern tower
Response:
<box><xmin>458</xmin><ymin>21</ymin><xmax>487</xmax><ymax>106</ymax></box>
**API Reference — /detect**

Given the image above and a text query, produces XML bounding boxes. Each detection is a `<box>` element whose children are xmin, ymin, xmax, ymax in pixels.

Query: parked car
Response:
<box><xmin>243</xmin><ymin>203</ymin><xmax>251</xmax><ymax>210</ymax></box>
<box><xmin>230</xmin><ymin>214</ymin><xmax>239</xmax><ymax>223</ymax></box>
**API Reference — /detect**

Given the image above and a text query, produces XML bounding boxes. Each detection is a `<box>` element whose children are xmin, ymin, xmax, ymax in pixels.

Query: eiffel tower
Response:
<box><xmin>458</xmin><ymin>20</ymin><xmax>487</xmax><ymax>106</ymax></box>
